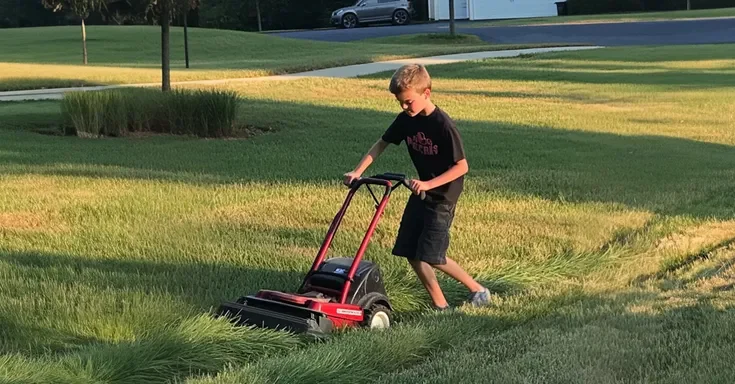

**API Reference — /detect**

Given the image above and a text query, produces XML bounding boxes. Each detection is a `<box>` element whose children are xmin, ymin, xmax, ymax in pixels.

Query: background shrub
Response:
<box><xmin>61</xmin><ymin>88</ymin><xmax>240</xmax><ymax>138</ymax></box>
<box><xmin>566</xmin><ymin>0</ymin><xmax>735</xmax><ymax>14</ymax></box>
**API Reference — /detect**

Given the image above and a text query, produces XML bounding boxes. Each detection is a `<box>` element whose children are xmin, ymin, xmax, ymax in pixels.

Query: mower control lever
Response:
<box><xmin>364</xmin><ymin>172</ymin><xmax>426</xmax><ymax>201</ymax></box>
<box><xmin>399</xmin><ymin>179</ymin><xmax>427</xmax><ymax>201</ymax></box>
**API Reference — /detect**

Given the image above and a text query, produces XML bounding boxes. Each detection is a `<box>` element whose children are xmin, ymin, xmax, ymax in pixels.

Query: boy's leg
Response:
<box><xmin>392</xmin><ymin>195</ymin><xmax>450</xmax><ymax>308</ymax></box>
<box><xmin>432</xmin><ymin>257</ymin><xmax>484</xmax><ymax>293</ymax></box>
<box><xmin>417</xmin><ymin>201</ymin><xmax>492</xmax><ymax>307</ymax></box>
<box><xmin>408</xmin><ymin>259</ymin><xmax>449</xmax><ymax>308</ymax></box>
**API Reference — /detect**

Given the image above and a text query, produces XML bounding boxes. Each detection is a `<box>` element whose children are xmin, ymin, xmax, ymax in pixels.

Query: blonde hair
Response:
<box><xmin>389</xmin><ymin>64</ymin><xmax>432</xmax><ymax>94</ymax></box>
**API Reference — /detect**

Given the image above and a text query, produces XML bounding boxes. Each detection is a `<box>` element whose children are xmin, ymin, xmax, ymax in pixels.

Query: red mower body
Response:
<box><xmin>217</xmin><ymin>173</ymin><xmax>420</xmax><ymax>336</ymax></box>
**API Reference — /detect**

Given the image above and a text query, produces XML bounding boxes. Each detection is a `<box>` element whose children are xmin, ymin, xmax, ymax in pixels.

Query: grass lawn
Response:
<box><xmin>1</xmin><ymin>43</ymin><xmax>735</xmax><ymax>383</ymax></box>
<box><xmin>467</xmin><ymin>7</ymin><xmax>735</xmax><ymax>27</ymax></box>
<box><xmin>0</xmin><ymin>26</ymin><xmax>554</xmax><ymax>92</ymax></box>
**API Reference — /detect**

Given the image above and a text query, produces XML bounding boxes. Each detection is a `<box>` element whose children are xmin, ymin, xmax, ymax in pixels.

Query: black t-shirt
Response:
<box><xmin>382</xmin><ymin>106</ymin><xmax>466</xmax><ymax>204</ymax></box>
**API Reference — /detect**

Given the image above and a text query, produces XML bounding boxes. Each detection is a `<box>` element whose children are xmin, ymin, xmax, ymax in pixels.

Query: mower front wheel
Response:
<box><xmin>364</xmin><ymin>303</ymin><xmax>391</xmax><ymax>329</ymax></box>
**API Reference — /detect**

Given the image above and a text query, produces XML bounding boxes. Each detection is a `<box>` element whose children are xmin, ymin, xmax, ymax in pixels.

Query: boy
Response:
<box><xmin>343</xmin><ymin>64</ymin><xmax>491</xmax><ymax>310</ymax></box>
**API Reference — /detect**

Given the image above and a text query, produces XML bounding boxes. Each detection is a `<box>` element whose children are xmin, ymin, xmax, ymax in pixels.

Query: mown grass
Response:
<box><xmin>0</xmin><ymin>26</ymin><xmax>551</xmax><ymax>92</ymax></box>
<box><xmin>467</xmin><ymin>6</ymin><xmax>735</xmax><ymax>27</ymax></box>
<box><xmin>1</xmin><ymin>43</ymin><xmax>734</xmax><ymax>383</ymax></box>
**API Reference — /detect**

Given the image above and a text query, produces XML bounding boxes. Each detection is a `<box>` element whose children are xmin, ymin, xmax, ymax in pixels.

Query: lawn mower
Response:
<box><xmin>216</xmin><ymin>172</ymin><xmax>424</xmax><ymax>336</ymax></box>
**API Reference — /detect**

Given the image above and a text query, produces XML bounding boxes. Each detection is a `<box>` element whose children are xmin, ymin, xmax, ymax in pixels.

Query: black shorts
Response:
<box><xmin>391</xmin><ymin>194</ymin><xmax>456</xmax><ymax>265</ymax></box>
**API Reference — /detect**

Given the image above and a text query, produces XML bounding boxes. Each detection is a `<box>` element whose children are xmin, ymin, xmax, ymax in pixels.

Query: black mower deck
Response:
<box><xmin>217</xmin><ymin>296</ymin><xmax>334</xmax><ymax>335</ymax></box>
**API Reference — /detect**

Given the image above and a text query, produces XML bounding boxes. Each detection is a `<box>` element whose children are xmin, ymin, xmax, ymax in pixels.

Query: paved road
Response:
<box><xmin>273</xmin><ymin>18</ymin><xmax>735</xmax><ymax>46</ymax></box>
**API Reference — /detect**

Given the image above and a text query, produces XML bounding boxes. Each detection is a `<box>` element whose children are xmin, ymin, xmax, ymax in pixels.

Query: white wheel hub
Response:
<box><xmin>369</xmin><ymin>311</ymin><xmax>390</xmax><ymax>329</ymax></box>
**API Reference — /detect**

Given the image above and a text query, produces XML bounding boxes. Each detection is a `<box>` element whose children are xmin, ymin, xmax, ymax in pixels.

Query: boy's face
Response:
<box><xmin>394</xmin><ymin>88</ymin><xmax>431</xmax><ymax>117</ymax></box>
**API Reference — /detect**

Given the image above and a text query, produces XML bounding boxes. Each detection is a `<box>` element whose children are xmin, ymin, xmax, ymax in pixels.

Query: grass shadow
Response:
<box><xmin>356</xmin><ymin>44</ymin><xmax>735</xmax><ymax>88</ymax></box>
<box><xmin>0</xmin><ymin>247</ymin><xmax>305</xmax><ymax>355</ymax></box>
<box><xmin>416</xmin><ymin>64</ymin><xmax>735</xmax><ymax>88</ymax></box>
<box><xmin>379</xmin><ymin>287</ymin><xmax>735</xmax><ymax>383</ymax></box>
<box><xmin>1</xmin><ymin>247</ymin><xmax>309</xmax><ymax>307</ymax></box>
<box><xmin>1</xmin><ymin>97</ymin><xmax>734</xmax><ymax>220</ymax></box>
<box><xmin>441</xmin><ymin>88</ymin><xmax>627</xmax><ymax>104</ymax></box>
<box><xmin>0</xmin><ymin>78</ymin><xmax>107</xmax><ymax>92</ymax></box>
<box><xmin>0</xmin><ymin>100</ymin><xmax>62</xmax><ymax>130</ymax></box>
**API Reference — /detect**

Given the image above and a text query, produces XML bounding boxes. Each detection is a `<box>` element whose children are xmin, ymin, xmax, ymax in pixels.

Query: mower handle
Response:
<box><xmin>353</xmin><ymin>172</ymin><xmax>426</xmax><ymax>200</ymax></box>
<box><xmin>307</xmin><ymin>172</ymin><xmax>424</xmax><ymax>301</ymax></box>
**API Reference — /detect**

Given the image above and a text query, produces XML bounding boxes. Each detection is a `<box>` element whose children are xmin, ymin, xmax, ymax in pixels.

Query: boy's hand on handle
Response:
<box><xmin>343</xmin><ymin>171</ymin><xmax>361</xmax><ymax>187</ymax></box>
<box><xmin>408</xmin><ymin>179</ymin><xmax>429</xmax><ymax>196</ymax></box>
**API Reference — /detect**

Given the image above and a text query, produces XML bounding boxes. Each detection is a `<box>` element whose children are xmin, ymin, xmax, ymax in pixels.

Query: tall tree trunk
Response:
<box><xmin>256</xmin><ymin>0</ymin><xmax>262</xmax><ymax>32</ymax></box>
<box><xmin>161</xmin><ymin>1</ymin><xmax>171</xmax><ymax>92</ymax></box>
<box><xmin>81</xmin><ymin>19</ymin><xmax>88</xmax><ymax>65</ymax></box>
<box><xmin>16</xmin><ymin>0</ymin><xmax>21</xmax><ymax>28</ymax></box>
<box><xmin>184</xmin><ymin>9</ymin><xmax>189</xmax><ymax>68</ymax></box>
<box><xmin>448</xmin><ymin>0</ymin><xmax>455</xmax><ymax>36</ymax></box>
<box><xmin>687</xmin><ymin>0</ymin><xmax>691</xmax><ymax>10</ymax></box>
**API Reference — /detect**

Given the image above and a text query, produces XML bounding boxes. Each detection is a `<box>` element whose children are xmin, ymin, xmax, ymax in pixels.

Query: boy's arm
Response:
<box><xmin>343</xmin><ymin>139</ymin><xmax>390</xmax><ymax>185</ymax></box>
<box><xmin>426</xmin><ymin>159</ymin><xmax>468</xmax><ymax>190</ymax></box>
<box><xmin>409</xmin><ymin>159</ymin><xmax>468</xmax><ymax>194</ymax></box>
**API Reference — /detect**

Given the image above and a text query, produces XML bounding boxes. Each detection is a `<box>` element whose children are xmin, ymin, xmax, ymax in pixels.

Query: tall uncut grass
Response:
<box><xmin>61</xmin><ymin>88</ymin><xmax>239</xmax><ymax>138</ymax></box>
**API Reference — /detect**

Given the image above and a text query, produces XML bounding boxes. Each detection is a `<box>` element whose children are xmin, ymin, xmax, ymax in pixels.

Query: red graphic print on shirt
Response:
<box><xmin>406</xmin><ymin>132</ymin><xmax>439</xmax><ymax>156</ymax></box>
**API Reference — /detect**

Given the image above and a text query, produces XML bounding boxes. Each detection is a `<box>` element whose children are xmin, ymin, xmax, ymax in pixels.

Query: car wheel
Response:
<box><xmin>342</xmin><ymin>13</ymin><xmax>358</xmax><ymax>29</ymax></box>
<box><xmin>393</xmin><ymin>9</ymin><xmax>409</xmax><ymax>25</ymax></box>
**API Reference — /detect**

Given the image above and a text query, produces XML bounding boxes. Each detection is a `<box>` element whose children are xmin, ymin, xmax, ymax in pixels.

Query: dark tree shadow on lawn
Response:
<box><xmin>433</xmin><ymin>66</ymin><xmax>735</xmax><ymax>88</ymax></box>
<box><xmin>0</xmin><ymin>218</ymin><xmax>430</xmax><ymax>357</ymax></box>
<box><xmin>0</xmin><ymin>100</ymin><xmax>61</xmax><ymax>130</ymax></box>
<box><xmin>426</xmin><ymin>62</ymin><xmax>734</xmax><ymax>87</ymax></box>
<box><xmin>0</xmin><ymin>245</ymin><xmax>307</xmax><ymax>356</ymax></box>
<box><xmin>394</xmin><ymin>288</ymin><xmax>735</xmax><ymax>384</ymax></box>
<box><xmin>0</xmin><ymin>78</ymin><xmax>107</xmax><ymax>93</ymax></box>
<box><xmin>1</xmin><ymin>97</ymin><xmax>734</xmax><ymax>220</ymax></box>
<box><xmin>358</xmin><ymin>52</ymin><xmax>735</xmax><ymax>88</ymax></box>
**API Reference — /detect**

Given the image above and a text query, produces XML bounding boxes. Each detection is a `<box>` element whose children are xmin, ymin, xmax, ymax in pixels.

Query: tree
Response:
<box><xmin>147</xmin><ymin>0</ymin><xmax>200</xmax><ymax>91</ymax></box>
<box><xmin>160</xmin><ymin>0</ymin><xmax>171</xmax><ymax>91</ymax></box>
<box><xmin>448</xmin><ymin>0</ymin><xmax>455</xmax><ymax>36</ymax></box>
<box><xmin>255</xmin><ymin>0</ymin><xmax>261</xmax><ymax>32</ymax></box>
<box><xmin>41</xmin><ymin>0</ymin><xmax>106</xmax><ymax>64</ymax></box>
<box><xmin>175</xmin><ymin>0</ymin><xmax>200</xmax><ymax>68</ymax></box>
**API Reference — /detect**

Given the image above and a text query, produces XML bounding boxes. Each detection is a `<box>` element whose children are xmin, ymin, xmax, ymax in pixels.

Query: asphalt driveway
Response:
<box><xmin>273</xmin><ymin>18</ymin><xmax>735</xmax><ymax>46</ymax></box>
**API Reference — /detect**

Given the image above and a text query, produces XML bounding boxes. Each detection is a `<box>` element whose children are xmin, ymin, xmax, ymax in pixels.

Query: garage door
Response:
<box><xmin>434</xmin><ymin>0</ymin><xmax>469</xmax><ymax>20</ymax></box>
<box><xmin>454</xmin><ymin>0</ymin><xmax>469</xmax><ymax>19</ymax></box>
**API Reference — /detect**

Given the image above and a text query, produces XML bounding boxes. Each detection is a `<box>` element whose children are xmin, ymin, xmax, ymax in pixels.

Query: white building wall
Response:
<box><xmin>432</xmin><ymin>0</ymin><xmax>470</xmax><ymax>20</ymax></box>
<box><xmin>430</xmin><ymin>0</ymin><xmax>561</xmax><ymax>21</ymax></box>
<box><xmin>470</xmin><ymin>0</ymin><xmax>559</xmax><ymax>20</ymax></box>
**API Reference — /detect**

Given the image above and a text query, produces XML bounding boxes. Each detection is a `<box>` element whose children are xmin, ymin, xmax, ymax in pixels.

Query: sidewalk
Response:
<box><xmin>0</xmin><ymin>46</ymin><xmax>602</xmax><ymax>102</ymax></box>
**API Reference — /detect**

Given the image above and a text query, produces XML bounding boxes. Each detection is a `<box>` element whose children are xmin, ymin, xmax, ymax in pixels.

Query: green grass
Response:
<box><xmin>0</xmin><ymin>26</ymin><xmax>550</xmax><ymax>92</ymax></box>
<box><xmin>1</xmin><ymin>43</ymin><xmax>735</xmax><ymax>383</ymax></box>
<box><xmin>467</xmin><ymin>7</ymin><xmax>735</xmax><ymax>27</ymax></box>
